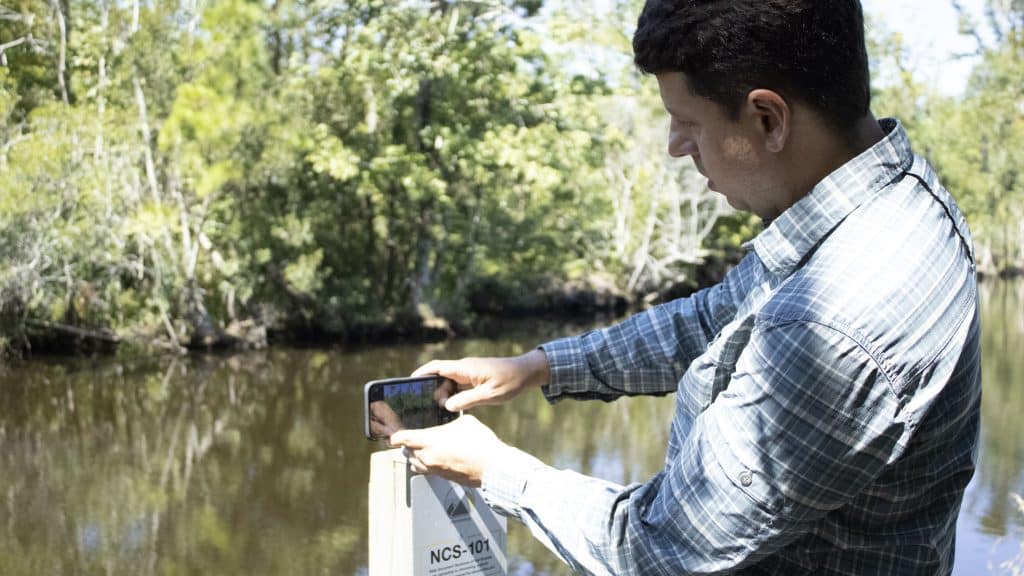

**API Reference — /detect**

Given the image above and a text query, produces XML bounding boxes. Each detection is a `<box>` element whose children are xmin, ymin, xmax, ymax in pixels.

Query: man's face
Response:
<box><xmin>656</xmin><ymin>72</ymin><xmax>769</xmax><ymax>216</ymax></box>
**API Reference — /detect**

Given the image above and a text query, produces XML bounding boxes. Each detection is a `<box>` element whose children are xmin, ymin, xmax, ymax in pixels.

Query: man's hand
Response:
<box><xmin>390</xmin><ymin>415</ymin><xmax>509</xmax><ymax>487</ymax></box>
<box><xmin>411</xmin><ymin>349</ymin><xmax>551</xmax><ymax>412</ymax></box>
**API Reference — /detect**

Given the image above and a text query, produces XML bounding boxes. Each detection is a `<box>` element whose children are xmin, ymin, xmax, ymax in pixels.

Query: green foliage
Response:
<box><xmin>1</xmin><ymin>0</ymin><xmax>1022</xmax><ymax>353</ymax></box>
<box><xmin>0</xmin><ymin>0</ymin><xmax>622</xmax><ymax>349</ymax></box>
<box><xmin>872</xmin><ymin>12</ymin><xmax>1024</xmax><ymax>275</ymax></box>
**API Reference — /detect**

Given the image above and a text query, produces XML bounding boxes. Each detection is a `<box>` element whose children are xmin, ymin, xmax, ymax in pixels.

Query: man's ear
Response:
<box><xmin>747</xmin><ymin>89</ymin><xmax>790</xmax><ymax>154</ymax></box>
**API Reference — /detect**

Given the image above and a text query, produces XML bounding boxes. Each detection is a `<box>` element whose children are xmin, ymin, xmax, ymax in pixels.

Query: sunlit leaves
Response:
<box><xmin>308</xmin><ymin>124</ymin><xmax>360</xmax><ymax>182</ymax></box>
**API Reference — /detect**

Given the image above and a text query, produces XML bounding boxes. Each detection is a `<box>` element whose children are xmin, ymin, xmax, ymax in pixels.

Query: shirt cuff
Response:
<box><xmin>481</xmin><ymin>446</ymin><xmax>547</xmax><ymax>519</ymax></box>
<box><xmin>538</xmin><ymin>336</ymin><xmax>591</xmax><ymax>401</ymax></box>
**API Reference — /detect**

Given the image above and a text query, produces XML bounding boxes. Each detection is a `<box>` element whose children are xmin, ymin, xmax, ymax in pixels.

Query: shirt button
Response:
<box><xmin>739</xmin><ymin>470</ymin><xmax>753</xmax><ymax>487</ymax></box>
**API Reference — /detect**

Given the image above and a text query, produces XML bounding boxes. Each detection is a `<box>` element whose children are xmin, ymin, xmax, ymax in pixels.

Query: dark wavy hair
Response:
<box><xmin>633</xmin><ymin>0</ymin><xmax>871</xmax><ymax>134</ymax></box>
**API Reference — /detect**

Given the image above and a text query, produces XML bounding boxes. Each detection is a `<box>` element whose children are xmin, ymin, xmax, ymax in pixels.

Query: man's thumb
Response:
<box><xmin>412</xmin><ymin>360</ymin><xmax>469</xmax><ymax>383</ymax></box>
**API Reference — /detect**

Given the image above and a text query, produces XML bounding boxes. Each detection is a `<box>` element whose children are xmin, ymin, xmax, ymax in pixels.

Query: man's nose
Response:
<box><xmin>668</xmin><ymin>135</ymin><xmax>696</xmax><ymax>158</ymax></box>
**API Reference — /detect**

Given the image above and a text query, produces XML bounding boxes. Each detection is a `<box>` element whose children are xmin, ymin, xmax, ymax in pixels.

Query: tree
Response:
<box><xmin>0</xmin><ymin>0</ymin><xmax>626</xmax><ymax>354</ymax></box>
<box><xmin>872</xmin><ymin>3</ymin><xmax>1024</xmax><ymax>275</ymax></box>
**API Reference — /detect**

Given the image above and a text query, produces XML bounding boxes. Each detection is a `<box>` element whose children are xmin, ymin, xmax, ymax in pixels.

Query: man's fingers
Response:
<box><xmin>411</xmin><ymin>360</ymin><xmax>443</xmax><ymax>378</ymax></box>
<box><xmin>445</xmin><ymin>387</ymin><xmax>493</xmax><ymax>412</ymax></box>
<box><xmin>392</xmin><ymin>412</ymin><xmax>466</xmax><ymax>446</ymax></box>
<box><xmin>412</xmin><ymin>360</ymin><xmax>469</xmax><ymax>384</ymax></box>
<box><xmin>390</xmin><ymin>429</ymin><xmax>429</xmax><ymax>449</ymax></box>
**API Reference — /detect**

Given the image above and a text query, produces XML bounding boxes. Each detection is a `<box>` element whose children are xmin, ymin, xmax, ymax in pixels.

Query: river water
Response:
<box><xmin>0</xmin><ymin>282</ymin><xmax>1021</xmax><ymax>575</ymax></box>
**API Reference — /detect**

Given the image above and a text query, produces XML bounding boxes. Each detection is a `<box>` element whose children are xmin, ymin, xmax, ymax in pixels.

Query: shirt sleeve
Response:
<box><xmin>482</xmin><ymin>319</ymin><xmax>908</xmax><ymax>575</ymax></box>
<box><xmin>539</xmin><ymin>253</ymin><xmax>760</xmax><ymax>402</ymax></box>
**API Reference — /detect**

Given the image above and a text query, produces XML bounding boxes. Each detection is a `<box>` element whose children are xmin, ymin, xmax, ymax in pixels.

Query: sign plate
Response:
<box><xmin>411</xmin><ymin>475</ymin><xmax>507</xmax><ymax>576</ymax></box>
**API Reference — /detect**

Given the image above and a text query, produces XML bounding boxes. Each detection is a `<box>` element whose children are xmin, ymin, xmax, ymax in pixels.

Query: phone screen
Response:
<box><xmin>364</xmin><ymin>376</ymin><xmax>460</xmax><ymax>440</ymax></box>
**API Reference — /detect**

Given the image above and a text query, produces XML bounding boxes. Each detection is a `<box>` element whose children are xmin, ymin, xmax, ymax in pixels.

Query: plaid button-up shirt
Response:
<box><xmin>481</xmin><ymin>119</ymin><xmax>982</xmax><ymax>575</ymax></box>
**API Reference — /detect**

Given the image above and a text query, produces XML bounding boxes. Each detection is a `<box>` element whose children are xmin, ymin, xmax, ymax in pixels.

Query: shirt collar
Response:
<box><xmin>746</xmin><ymin>118</ymin><xmax>913</xmax><ymax>279</ymax></box>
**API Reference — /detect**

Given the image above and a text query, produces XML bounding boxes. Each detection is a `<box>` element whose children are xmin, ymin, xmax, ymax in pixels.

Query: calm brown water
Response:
<box><xmin>0</xmin><ymin>283</ymin><xmax>1021</xmax><ymax>575</ymax></box>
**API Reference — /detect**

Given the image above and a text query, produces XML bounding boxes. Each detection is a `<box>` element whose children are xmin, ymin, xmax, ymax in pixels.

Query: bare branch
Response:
<box><xmin>985</xmin><ymin>3</ymin><xmax>1006</xmax><ymax>43</ymax></box>
<box><xmin>0</xmin><ymin>6</ymin><xmax>29</xmax><ymax>22</ymax></box>
<box><xmin>0</xmin><ymin>34</ymin><xmax>33</xmax><ymax>66</ymax></box>
<box><xmin>24</xmin><ymin>319</ymin><xmax>120</xmax><ymax>344</ymax></box>
<box><xmin>951</xmin><ymin>0</ymin><xmax>988</xmax><ymax>53</ymax></box>
<box><xmin>0</xmin><ymin>35</ymin><xmax>31</xmax><ymax>53</ymax></box>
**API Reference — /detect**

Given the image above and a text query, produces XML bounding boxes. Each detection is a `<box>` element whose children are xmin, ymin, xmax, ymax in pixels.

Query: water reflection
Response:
<box><xmin>0</xmin><ymin>286</ymin><xmax>1020</xmax><ymax>575</ymax></box>
<box><xmin>954</xmin><ymin>281</ymin><xmax>1024</xmax><ymax>576</ymax></box>
<box><xmin>974</xmin><ymin>282</ymin><xmax>1024</xmax><ymax>534</ymax></box>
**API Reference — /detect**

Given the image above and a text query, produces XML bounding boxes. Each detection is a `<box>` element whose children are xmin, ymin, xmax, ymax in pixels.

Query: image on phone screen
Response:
<box><xmin>364</xmin><ymin>376</ymin><xmax>460</xmax><ymax>440</ymax></box>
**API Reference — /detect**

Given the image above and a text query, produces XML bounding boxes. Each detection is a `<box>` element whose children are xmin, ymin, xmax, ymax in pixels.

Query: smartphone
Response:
<box><xmin>363</xmin><ymin>375</ymin><xmax>461</xmax><ymax>440</ymax></box>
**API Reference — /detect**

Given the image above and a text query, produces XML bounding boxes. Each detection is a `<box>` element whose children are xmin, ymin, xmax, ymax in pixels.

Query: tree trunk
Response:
<box><xmin>407</xmin><ymin>202</ymin><xmax>435</xmax><ymax>313</ymax></box>
<box><xmin>429</xmin><ymin>208</ymin><xmax>449</xmax><ymax>289</ymax></box>
<box><xmin>134</xmin><ymin>76</ymin><xmax>162</xmax><ymax>205</ymax></box>
<box><xmin>269</xmin><ymin>0</ymin><xmax>283</xmax><ymax>75</ymax></box>
<box><xmin>364</xmin><ymin>194</ymin><xmax>378</xmax><ymax>282</ymax></box>
<box><xmin>50</xmin><ymin>0</ymin><xmax>70</xmax><ymax>104</ymax></box>
<box><xmin>95</xmin><ymin>0</ymin><xmax>109</xmax><ymax>162</ymax></box>
<box><xmin>382</xmin><ymin>187</ymin><xmax>398</xmax><ymax>305</ymax></box>
<box><xmin>454</xmin><ymin>189</ymin><xmax>483</xmax><ymax>299</ymax></box>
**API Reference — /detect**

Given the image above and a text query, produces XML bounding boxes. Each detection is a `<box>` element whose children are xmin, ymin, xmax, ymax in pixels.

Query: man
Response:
<box><xmin>392</xmin><ymin>1</ymin><xmax>982</xmax><ymax>574</ymax></box>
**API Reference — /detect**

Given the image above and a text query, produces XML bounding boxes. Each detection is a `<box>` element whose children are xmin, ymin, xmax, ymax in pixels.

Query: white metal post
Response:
<box><xmin>368</xmin><ymin>449</ymin><xmax>508</xmax><ymax>576</ymax></box>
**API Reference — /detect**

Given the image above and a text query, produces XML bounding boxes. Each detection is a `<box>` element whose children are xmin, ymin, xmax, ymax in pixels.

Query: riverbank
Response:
<box><xmin>1</xmin><ymin>271</ymin><xmax>698</xmax><ymax>359</ymax></box>
<box><xmin>5</xmin><ymin>267</ymin><xmax>1018</xmax><ymax>360</ymax></box>
<box><xmin>4</xmin><ymin>281</ymin><xmax>635</xmax><ymax>359</ymax></box>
